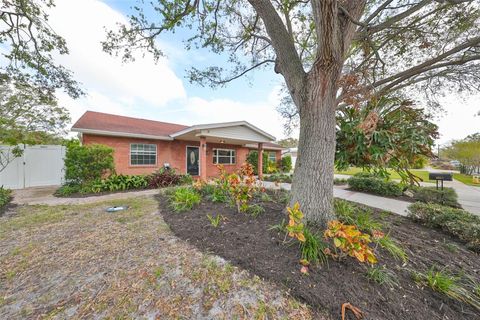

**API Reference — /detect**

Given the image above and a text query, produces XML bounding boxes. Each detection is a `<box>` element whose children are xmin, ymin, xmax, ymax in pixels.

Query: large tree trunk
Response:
<box><xmin>290</xmin><ymin>70</ymin><xmax>338</xmax><ymax>227</ymax></box>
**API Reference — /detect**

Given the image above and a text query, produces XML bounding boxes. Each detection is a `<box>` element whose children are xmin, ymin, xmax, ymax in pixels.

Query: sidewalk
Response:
<box><xmin>261</xmin><ymin>181</ymin><xmax>410</xmax><ymax>216</ymax></box>
<box><xmin>12</xmin><ymin>186</ymin><xmax>159</xmax><ymax>206</ymax></box>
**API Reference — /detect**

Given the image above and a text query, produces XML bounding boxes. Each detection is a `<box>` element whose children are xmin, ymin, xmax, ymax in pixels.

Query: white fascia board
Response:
<box><xmin>71</xmin><ymin>128</ymin><xmax>174</xmax><ymax>141</ymax></box>
<box><xmin>170</xmin><ymin>121</ymin><xmax>275</xmax><ymax>141</ymax></box>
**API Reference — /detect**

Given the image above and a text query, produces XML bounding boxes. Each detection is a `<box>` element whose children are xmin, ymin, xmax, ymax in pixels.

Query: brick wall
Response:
<box><xmin>82</xmin><ymin>134</ymin><xmax>253</xmax><ymax>177</ymax></box>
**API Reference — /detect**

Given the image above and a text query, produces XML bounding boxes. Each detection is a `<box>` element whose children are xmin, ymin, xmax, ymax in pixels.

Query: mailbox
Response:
<box><xmin>428</xmin><ymin>173</ymin><xmax>453</xmax><ymax>181</ymax></box>
<box><xmin>429</xmin><ymin>172</ymin><xmax>452</xmax><ymax>190</ymax></box>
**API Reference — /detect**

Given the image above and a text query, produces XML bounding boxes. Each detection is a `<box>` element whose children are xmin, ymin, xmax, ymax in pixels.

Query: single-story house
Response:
<box><xmin>72</xmin><ymin>111</ymin><xmax>284</xmax><ymax>179</ymax></box>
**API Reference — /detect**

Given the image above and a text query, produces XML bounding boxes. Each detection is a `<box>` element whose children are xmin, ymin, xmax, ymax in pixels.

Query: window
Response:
<box><xmin>130</xmin><ymin>143</ymin><xmax>157</xmax><ymax>165</ymax></box>
<box><xmin>213</xmin><ymin>149</ymin><xmax>236</xmax><ymax>164</ymax></box>
<box><xmin>268</xmin><ymin>152</ymin><xmax>277</xmax><ymax>162</ymax></box>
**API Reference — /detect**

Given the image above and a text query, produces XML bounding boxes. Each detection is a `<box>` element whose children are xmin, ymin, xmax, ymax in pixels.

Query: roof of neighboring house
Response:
<box><xmin>72</xmin><ymin>111</ymin><xmax>189</xmax><ymax>139</ymax></box>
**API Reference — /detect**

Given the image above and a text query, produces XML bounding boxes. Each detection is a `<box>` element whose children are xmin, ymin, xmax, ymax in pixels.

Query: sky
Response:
<box><xmin>48</xmin><ymin>0</ymin><xmax>479</xmax><ymax>145</ymax></box>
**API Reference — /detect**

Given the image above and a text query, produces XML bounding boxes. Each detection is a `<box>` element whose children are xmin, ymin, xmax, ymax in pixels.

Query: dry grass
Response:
<box><xmin>0</xmin><ymin>196</ymin><xmax>314</xmax><ymax>319</ymax></box>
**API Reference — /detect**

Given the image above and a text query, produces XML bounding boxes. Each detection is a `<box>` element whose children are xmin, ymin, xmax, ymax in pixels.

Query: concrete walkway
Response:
<box><xmin>335</xmin><ymin>173</ymin><xmax>480</xmax><ymax>215</ymax></box>
<box><xmin>261</xmin><ymin>181</ymin><xmax>410</xmax><ymax>216</ymax></box>
<box><xmin>12</xmin><ymin>186</ymin><xmax>159</xmax><ymax>206</ymax></box>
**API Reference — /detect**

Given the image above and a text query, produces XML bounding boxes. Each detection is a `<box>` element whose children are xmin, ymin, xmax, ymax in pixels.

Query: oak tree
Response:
<box><xmin>104</xmin><ymin>0</ymin><xmax>480</xmax><ymax>226</ymax></box>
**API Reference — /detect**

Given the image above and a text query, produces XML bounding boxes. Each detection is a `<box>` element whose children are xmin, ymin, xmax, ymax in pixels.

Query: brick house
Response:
<box><xmin>72</xmin><ymin>111</ymin><xmax>284</xmax><ymax>179</ymax></box>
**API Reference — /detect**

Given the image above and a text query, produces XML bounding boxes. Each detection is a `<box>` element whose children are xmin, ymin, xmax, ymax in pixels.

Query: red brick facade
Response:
<box><xmin>82</xmin><ymin>134</ymin><xmax>281</xmax><ymax>177</ymax></box>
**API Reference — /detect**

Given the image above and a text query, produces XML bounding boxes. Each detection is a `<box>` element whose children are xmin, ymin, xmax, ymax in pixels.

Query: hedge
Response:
<box><xmin>408</xmin><ymin>202</ymin><xmax>480</xmax><ymax>252</ymax></box>
<box><xmin>348</xmin><ymin>174</ymin><xmax>403</xmax><ymax>197</ymax></box>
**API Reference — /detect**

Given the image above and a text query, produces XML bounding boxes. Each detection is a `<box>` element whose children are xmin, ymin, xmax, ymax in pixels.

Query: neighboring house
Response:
<box><xmin>282</xmin><ymin>147</ymin><xmax>298</xmax><ymax>169</ymax></box>
<box><xmin>72</xmin><ymin>111</ymin><xmax>283</xmax><ymax>179</ymax></box>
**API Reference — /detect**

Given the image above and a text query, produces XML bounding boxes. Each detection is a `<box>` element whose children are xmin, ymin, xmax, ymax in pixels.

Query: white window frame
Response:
<box><xmin>130</xmin><ymin>143</ymin><xmax>157</xmax><ymax>166</ymax></box>
<box><xmin>213</xmin><ymin>148</ymin><xmax>236</xmax><ymax>165</ymax></box>
<box><xmin>268</xmin><ymin>151</ymin><xmax>276</xmax><ymax>162</ymax></box>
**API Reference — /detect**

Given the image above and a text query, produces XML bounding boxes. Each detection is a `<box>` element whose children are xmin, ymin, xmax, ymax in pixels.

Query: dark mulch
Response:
<box><xmin>159</xmin><ymin>195</ymin><xmax>480</xmax><ymax>320</ymax></box>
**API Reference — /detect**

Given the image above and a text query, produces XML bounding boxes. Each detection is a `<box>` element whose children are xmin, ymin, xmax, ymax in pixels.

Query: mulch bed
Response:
<box><xmin>159</xmin><ymin>194</ymin><xmax>480</xmax><ymax>320</ymax></box>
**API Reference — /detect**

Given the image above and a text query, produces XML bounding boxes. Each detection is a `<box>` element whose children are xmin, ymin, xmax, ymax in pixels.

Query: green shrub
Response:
<box><xmin>64</xmin><ymin>141</ymin><xmax>115</xmax><ymax>184</ymax></box>
<box><xmin>54</xmin><ymin>184</ymin><xmax>82</xmax><ymax>197</ymax></box>
<box><xmin>375</xmin><ymin>235</ymin><xmax>408</xmax><ymax>263</ymax></box>
<box><xmin>348</xmin><ymin>174</ymin><xmax>403</xmax><ymax>197</ymax></box>
<box><xmin>170</xmin><ymin>187</ymin><xmax>201</xmax><ymax>212</ymax></box>
<box><xmin>246</xmin><ymin>204</ymin><xmax>265</xmax><ymax>217</ymax></box>
<box><xmin>412</xmin><ymin>266</ymin><xmax>480</xmax><ymax>311</ymax></box>
<box><xmin>334</xmin><ymin>199</ymin><xmax>382</xmax><ymax>233</ymax></box>
<box><xmin>210</xmin><ymin>187</ymin><xmax>229</xmax><ymax>203</ymax></box>
<box><xmin>301</xmin><ymin>228</ymin><xmax>328</xmax><ymax>265</ymax></box>
<box><xmin>89</xmin><ymin>174</ymin><xmax>148</xmax><ymax>193</ymax></box>
<box><xmin>279</xmin><ymin>155</ymin><xmax>292</xmax><ymax>172</ymax></box>
<box><xmin>263</xmin><ymin>173</ymin><xmax>292</xmax><ymax>183</ymax></box>
<box><xmin>334</xmin><ymin>178</ymin><xmax>349</xmax><ymax>185</ymax></box>
<box><xmin>366</xmin><ymin>266</ymin><xmax>399</xmax><ymax>288</ymax></box>
<box><xmin>246</xmin><ymin>151</ymin><xmax>271</xmax><ymax>175</ymax></box>
<box><xmin>0</xmin><ymin>186</ymin><xmax>12</xmax><ymax>209</ymax></box>
<box><xmin>408</xmin><ymin>202</ymin><xmax>480</xmax><ymax>251</ymax></box>
<box><xmin>409</xmin><ymin>186</ymin><xmax>460</xmax><ymax>208</ymax></box>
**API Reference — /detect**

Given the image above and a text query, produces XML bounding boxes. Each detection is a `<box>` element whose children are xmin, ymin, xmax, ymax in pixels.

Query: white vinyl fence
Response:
<box><xmin>0</xmin><ymin>145</ymin><xmax>66</xmax><ymax>189</ymax></box>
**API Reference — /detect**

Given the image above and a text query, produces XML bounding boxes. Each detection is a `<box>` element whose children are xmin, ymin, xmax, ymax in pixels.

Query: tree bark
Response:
<box><xmin>290</xmin><ymin>70</ymin><xmax>338</xmax><ymax>227</ymax></box>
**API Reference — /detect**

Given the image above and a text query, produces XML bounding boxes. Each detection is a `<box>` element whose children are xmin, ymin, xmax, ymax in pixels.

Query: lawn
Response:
<box><xmin>453</xmin><ymin>173</ymin><xmax>480</xmax><ymax>187</ymax></box>
<box><xmin>0</xmin><ymin>196</ymin><xmax>314</xmax><ymax>319</ymax></box>
<box><xmin>335</xmin><ymin>167</ymin><xmax>436</xmax><ymax>182</ymax></box>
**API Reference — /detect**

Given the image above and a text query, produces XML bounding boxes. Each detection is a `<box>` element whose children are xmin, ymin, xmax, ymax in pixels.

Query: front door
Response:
<box><xmin>186</xmin><ymin>146</ymin><xmax>200</xmax><ymax>176</ymax></box>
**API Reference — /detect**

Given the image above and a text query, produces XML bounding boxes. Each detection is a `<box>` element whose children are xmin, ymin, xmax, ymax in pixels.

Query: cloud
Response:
<box><xmin>49</xmin><ymin>0</ymin><xmax>186</xmax><ymax>112</ymax></box>
<box><xmin>47</xmin><ymin>0</ymin><xmax>290</xmax><ymax>140</ymax></box>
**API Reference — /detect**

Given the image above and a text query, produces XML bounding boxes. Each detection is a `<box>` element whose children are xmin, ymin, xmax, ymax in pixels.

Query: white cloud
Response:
<box><xmin>435</xmin><ymin>94</ymin><xmax>480</xmax><ymax>145</ymax></box>
<box><xmin>49</xmin><ymin>0</ymin><xmax>186</xmax><ymax>115</ymax></box>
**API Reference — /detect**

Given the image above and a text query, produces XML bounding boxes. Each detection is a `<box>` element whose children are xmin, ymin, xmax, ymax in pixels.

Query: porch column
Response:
<box><xmin>258</xmin><ymin>142</ymin><xmax>263</xmax><ymax>180</ymax></box>
<box><xmin>199</xmin><ymin>136</ymin><xmax>207</xmax><ymax>180</ymax></box>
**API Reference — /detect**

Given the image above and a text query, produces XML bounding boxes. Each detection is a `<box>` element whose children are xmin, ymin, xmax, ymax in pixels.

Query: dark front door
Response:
<box><xmin>186</xmin><ymin>146</ymin><xmax>199</xmax><ymax>176</ymax></box>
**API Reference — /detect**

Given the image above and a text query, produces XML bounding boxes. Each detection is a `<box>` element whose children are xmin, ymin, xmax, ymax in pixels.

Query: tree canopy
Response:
<box><xmin>443</xmin><ymin>133</ymin><xmax>480</xmax><ymax>175</ymax></box>
<box><xmin>0</xmin><ymin>0</ymin><xmax>82</xmax><ymax>98</ymax></box>
<box><xmin>336</xmin><ymin>96</ymin><xmax>438</xmax><ymax>183</ymax></box>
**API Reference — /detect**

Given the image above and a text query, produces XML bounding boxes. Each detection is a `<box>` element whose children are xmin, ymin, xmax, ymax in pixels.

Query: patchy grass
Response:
<box><xmin>0</xmin><ymin>195</ymin><xmax>315</xmax><ymax>319</ymax></box>
<box><xmin>454</xmin><ymin>173</ymin><xmax>480</xmax><ymax>187</ymax></box>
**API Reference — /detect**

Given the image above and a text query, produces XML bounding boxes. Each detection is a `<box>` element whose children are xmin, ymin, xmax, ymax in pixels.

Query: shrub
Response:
<box><xmin>54</xmin><ymin>183</ymin><xmax>82</xmax><ymax>197</ymax></box>
<box><xmin>408</xmin><ymin>202</ymin><xmax>480</xmax><ymax>251</ymax></box>
<box><xmin>263</xmin><ymin>173</ymin><xmax>292</xmax><ymax>183</ymax></box>
<box><xmin>226</xmin><ymin>163</ymin><xmax>257</xmax><ymax>213</ymax></box>
<box><xmin>301</xmin><ymin>228</ymin><xmax>328</xmax><ymax>265</ymax></box>
<box><xmin>413</xmin><ymin>266</ymin><xmax>480</xmax><ymax>311</ymax></box>
<box><xmin>348</xmin><ymin>174</ymin><xmax>403</xmax><ymax>197</ymax></box>
<box><xmin>324</xmin><ymin>220</ymin><xmax>377</xmax><ymax>264</ymax></box>
<box><xmin>170</xmin><ymin>187</ymin><xmax>201</xmax><ymax>212</ymax></box>
<box><xmin>334</xmin><ymin>178</ymin><xmax>349</xmax><ymax>185</ymax></box>
<box><xmin>374</xmin><ymin>234</ymin><xmax>408</xmax><ymax>263</ymax></box>
<box><xmin>366</xmin><ymin>266</ymin><xmax>399</xmax><ymax>288</ymax></box>
<box><xmin>64</xmin><ymin>142</ymin><xmax>115</xmax><ymax>184</ymax></box>
<box><xmin>0</xmin><ymin>186</ymin><xmax>12</xmax><ymax>209</ymax></box>
<box><xmin>246</xmin><ymin>204</ymin><xmax>265</xmax><ymax>217</ymax></box>
<box><xmin>279</xmin><ymin>155</ymin><xmax>292</xmax><ymax>172</ymax></box>
<box><xmin>147</xmin><ymin>168</ymin><xmax>183</xmax><ymax>188</ymax></box>
<box><xmin>246</xmin><ymin>151</ymin><xmax>271</xmax><ymax>175</ymax></box>
<box><xmin>286</xmin><ymin>202</ymin><xmax>306</xmax><ymax>242</ymax></box>
<box><xmin>409</xmin><ymin>186</ymin><xmax>460</xmax><ymax>208</ymax></box>
<box><xmin>334</xmin><ymin>199</ymin><xmax>382</xmax><ymax>233</ymax></box>
<box><xmin>89</xmin><ymin>174</ymin><xmax>148</xmax><ymax>193</ymax></box>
